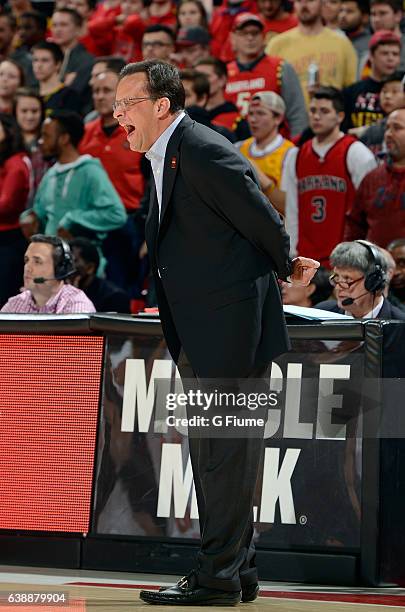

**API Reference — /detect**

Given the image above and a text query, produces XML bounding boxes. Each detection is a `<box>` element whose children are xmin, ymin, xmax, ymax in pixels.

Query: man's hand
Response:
<box><xmin>57</xmin><ymin>227</ymin><xmax>74</xmax><ymax>241</ymax></box>
<box><xmin>348</xmin><ymin>126</ymin><xmax>367</xmax><ymax>138</ymax></box>
<box><xmin>290</xmin><ymin>256</ymin><xmax>320</xmax><ymax>286</ymax></box>
<box><xmin>20</xmin><ymin>213</ymin><xmax>39</xmax><ymax>239</ymax></box>
<box><xmin>64</xmin><ymin>72</ymin><xmax>77</xmax><ymax>86</ymax></box>
<box><xmin>139</xmin><ymin>241</ymin><xmax>148</xmax><ymax>259</ymax></box>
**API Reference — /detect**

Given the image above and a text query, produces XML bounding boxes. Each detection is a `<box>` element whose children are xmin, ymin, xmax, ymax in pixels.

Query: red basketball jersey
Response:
<box><xmin>296</xmin><ymin>135</ymin><xmax>356</xmax><ymax>267</ymax></box>
<box><xmin>225</xmin><ymin>55</ymin><xmax>283</xmax><ymax>116</ymax></box>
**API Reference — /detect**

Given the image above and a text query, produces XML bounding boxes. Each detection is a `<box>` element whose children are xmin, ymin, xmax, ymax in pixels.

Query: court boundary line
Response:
<box><xmin>67</xmin><ymin>582</ymin><xmax>405</xmax><ymax>607</ymax></box>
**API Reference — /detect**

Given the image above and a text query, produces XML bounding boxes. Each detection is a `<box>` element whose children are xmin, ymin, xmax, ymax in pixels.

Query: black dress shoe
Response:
<box><xmin>140</xmin><ymin>572</ymin><xmax>240</xmax><ymax>606</ymax></box>
<box><xmin>241</xmin><ymin>583</ymin><xmax>259</xmax><ymax>602</ymax></box>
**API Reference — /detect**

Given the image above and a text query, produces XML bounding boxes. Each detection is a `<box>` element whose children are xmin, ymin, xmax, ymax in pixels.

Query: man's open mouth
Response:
<box><xmin>126</xmin><ymin>125</ymin><xmax>135</xmax><ymax>135</ymax></box>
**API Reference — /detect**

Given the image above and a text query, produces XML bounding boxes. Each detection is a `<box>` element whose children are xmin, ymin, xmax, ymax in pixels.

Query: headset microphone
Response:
<box><xmin>31</xmin><ymin>237</ymin><xmax>76</xmax><ymax>284</ymax></box>
<box><xmin>33</xmin><ymin>276</ymin><xmax>58</xmax><ymax>284</ymax></box>
<box><xmin>31</xmin><ymin>234</ymin><xmax>76</xmax><ymax>285</ymax></box>
<box><xmin>340</xmin><ymin>241</ymin><xmax>387</xmax><ymax>307</ymax></box>
<box><xmin>341</xmin><ymin>291</ymin><xmax>370</xmax><ymax>306</ymax></box>
<box><xmin>33</xmin><ymin>271</ymin><xmax>75</xmax><ymax>284</ymax></box>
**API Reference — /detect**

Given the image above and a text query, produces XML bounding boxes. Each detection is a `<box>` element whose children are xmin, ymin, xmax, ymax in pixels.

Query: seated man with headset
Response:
<box><xmin>1</xmin><ymin>235</ymin><xmax>95</xmax><ymax>314</ymax></box>
<box><xmin>315</xmin><ymin>240</ymin><xmax>405</xmax><ymax>320</ymax></box>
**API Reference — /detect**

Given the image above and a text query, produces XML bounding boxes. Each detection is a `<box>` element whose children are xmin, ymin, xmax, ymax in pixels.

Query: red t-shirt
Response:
<box><xmin>87</xmin><ymin>13</ymin><xmax>145</xmax><ymax>61</ymax></box>
<box><xmin>145</xmin><ymin>6</ymin><xmax>176</xmax><ymax>29</ymax></box>
<box><xmin>263</xmin><ymin>13</ymin><xmax>298</xmax><ymax>43</ymax></box>
<box><xmin>0</xmin><ymin>152</ymin><xmax>31</xmax><ymax>231</ymax></box>
<box><xmin>210</xmin><ymin>1</ymin><xmax>258</xmax><ymax>62</ymax></box>
<box><xmin>79</xmin><ymin>32</ymin><xmax>101</xmax><ymax>56</ymax></box>
<box><xmin>84</xmin><ymin>5</ymin><xmax>121</xmax><ymax>55</ymax></box>
<box><xmin>345</xmin><ymin>163</ymin><xmax>405</xmax><ymax>247</ymax></box>
<box><xmin>211</xmin><ymin>110</ymin><xmax>240</xmax><ymax>131</ymax></box>
<box><xmin>79</xmin><ymin>119</ymin><xmax>145</xmax><ymax>211</ymax></box>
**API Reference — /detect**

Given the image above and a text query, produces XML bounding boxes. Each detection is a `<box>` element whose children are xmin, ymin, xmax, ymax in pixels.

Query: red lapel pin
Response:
<box><xmin>171</xmin><ymin>157</ymin><xmax>177</xmax><ymax>169</ymax></box>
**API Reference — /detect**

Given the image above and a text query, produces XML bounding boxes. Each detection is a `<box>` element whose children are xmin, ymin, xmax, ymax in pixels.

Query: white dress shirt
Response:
<box><xmin>145</xmin><ymin>111</ymin><xmax>186</xmax><ymax>220</ymax></box>
<box><xmin>345</xmin><ymin>295</ymin><xmax>384</xmax><ymax>319</ymax></box>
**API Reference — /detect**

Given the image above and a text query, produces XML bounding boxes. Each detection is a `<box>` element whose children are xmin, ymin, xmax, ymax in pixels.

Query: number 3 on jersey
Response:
<box><xmin>311</xmin><ymin>196</ymin><xmax>327</xmax><ymax>222</ymax></box>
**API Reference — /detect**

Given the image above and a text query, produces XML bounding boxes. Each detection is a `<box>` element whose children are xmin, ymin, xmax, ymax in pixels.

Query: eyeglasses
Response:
<box><xmin>142</xmin><ymin>41</ymin><xmax>171</xmax><ymax>48</ymax></box>
<box><xmin>329</xmin><ymin>273</ymin><xmax>364</xmax><ymax>289</ymax></box>
<box><xmin>112</xmin><ymin>96</ymin><xmax>154</xmax><ymax>113</ymax></box>
<box><xmin>234</xmin><ymin>29</ymin><xmax>262</xmax><ymax>38</ymax></box>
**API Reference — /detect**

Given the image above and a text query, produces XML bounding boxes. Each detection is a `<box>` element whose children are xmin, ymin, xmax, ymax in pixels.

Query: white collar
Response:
<box><xmin>250</xmin><ymin>134</ymin><xmax>284</xmax><ymax>157</ymax></box>
<box><xmin>53</xmin><ymin>154</ymin><xmax>92</xmax><ymax>172</ymax></box>
<box><xmin>145</xmin><ymin>111</ymin><xmax>185</xmax><ymax>163</ymax></box>
<box><xmin>345</xmin><ymin>295</ymin><xmax>384</xmax><ymax>319</ymax></box>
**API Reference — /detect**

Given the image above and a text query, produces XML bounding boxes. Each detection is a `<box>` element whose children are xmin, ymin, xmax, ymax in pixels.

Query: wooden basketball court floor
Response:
<box><xmin>0</xmin><ymin>567</ymin><xmax>404</xmax><ymax>611</ymax></box>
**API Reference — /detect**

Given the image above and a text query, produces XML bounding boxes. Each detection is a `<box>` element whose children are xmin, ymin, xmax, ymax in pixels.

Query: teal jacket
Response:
<box><xmin>25</xmin><ymin>154</ymin><xmax>127</xmax><ymax>239</ymax></box>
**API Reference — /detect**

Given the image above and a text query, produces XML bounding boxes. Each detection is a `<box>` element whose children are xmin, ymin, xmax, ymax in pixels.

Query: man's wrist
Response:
<box><xmin>263</xmin><ymin>180</ymin><xmax>275</xmax><ymax>197</ymax></box>
<box><xmin>285</xmin><ymin>258</ymin><xmax>295</xmax><ymax>282</ymax></box>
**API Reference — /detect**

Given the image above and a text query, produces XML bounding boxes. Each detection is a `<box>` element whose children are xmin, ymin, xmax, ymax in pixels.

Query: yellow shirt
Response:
<box><xmin>266</xmin><ymin>27</ymin><xmax>358</xmax><ymax>107</ymax></box>
<box><xmin>238</xmin><ymin>135</ymin><xmax>295</xmax><ymax>187</ymax></box>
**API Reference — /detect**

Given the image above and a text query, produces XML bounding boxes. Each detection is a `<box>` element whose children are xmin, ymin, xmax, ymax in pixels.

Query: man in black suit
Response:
<box><xmin>315</xmin><ymin>240</ymin><xmax>405</xmax><ymax>320</ymax></box>
<box><xmin>113</xmin><ymin>60</ymin><xmax>319</xmax><ymax>606</ymax></box>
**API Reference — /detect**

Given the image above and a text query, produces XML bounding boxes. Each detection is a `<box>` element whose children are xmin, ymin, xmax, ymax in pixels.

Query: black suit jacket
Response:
<box><xmin>314</xmin><ymin>298</ymin><xmax>405</xmax><ymax>320</ymax></box>
<box><xmin>145</xmin><ymin>115</ymin><xmax>292</xmax><ymax>378</ymax></box>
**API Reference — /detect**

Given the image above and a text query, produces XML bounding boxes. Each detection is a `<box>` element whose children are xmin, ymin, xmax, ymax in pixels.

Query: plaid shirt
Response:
<box><xmin>1</xmin><ymin>284</ymin><xmax>96</xmax><ymax>314</ymax></box>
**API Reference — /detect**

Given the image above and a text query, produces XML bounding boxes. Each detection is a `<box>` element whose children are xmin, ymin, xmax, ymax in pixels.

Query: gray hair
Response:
<box><xmin>330</xmin><ymin>241</ymin><xmax>388</xmax><ymax>280</ymax></box>
<box><xmin>387</xmin><ymin>237</ymin><xmax>405</xmax><ymax>251</ymax></box>
<box><xmin>119</xmin><ymin>60</ymin><xmax>185</xmax><ymax>113</ymax></box>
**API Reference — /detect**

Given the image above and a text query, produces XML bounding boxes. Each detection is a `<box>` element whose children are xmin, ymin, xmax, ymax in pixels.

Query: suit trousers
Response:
<box><xmin>177</xmin><ymin>349</ymin><xmax>268</xmax><ymax>592</ymax></box>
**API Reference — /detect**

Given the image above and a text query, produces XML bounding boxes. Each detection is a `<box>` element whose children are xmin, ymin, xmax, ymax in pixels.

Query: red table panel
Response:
<box><xmin>0</xmin><ymin>335</ymin><xmax>104</xmax><ymax>533</ymax></box>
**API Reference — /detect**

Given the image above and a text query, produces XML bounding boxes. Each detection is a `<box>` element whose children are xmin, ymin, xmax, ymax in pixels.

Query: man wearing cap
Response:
<box><xmin>210</xmin><ymin>0</ymin><xmax>257</xmax><ymax>63</ymax></box>
<box><xmin>368</xmin><ymin>0</ymin><xmax>405</xmax><ymax>70</ymax></box>
<box><xmin>284</xmin><ymin>86</ymin><xmax>376</xmax><ymax>267</ymax></box>
<box><xmin>266</xmin><ymin>0</ymin><xmax>358</xmax><ymax>107</ymax></box>
<box><xmin>343</xmin><ymin>30</ymin><xmax>401</xmax><ymax>132</ymax></box>
<box><xmin>176</xmin><ymin>26</ymin><xmax>211</xmax><ymax>68</ymax></box>
<box><xmin>237</xmin><ymin>91</ymin><xmax>296</xmax><ymax>213</ymax></box>
<box><xmin>225</xmin><ymin>12</ymin><xmax>307</xmax><ymax>137</ymax></box>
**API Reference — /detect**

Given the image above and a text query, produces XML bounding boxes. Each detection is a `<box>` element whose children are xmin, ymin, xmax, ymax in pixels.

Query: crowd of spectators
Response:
<box><xmin>0</xmin><ymin>0</ymin><xmax>405</xmax><ymax>319</ymax></box>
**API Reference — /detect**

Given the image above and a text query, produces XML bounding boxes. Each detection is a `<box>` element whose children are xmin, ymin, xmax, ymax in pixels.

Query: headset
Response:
<box><xmin>31</xmin><ymin>235</ymin><xmax>76</xmax><ymax>284</ymax></box>
<box><xmin>53</xmin><ymin>237</ymin><xmax>75</xmax><ymax>280</ymax></box>
<box><xmin>356</xmin><ymin>240</ymin><xmax>386</xmax><ymax>294</ymax></box>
